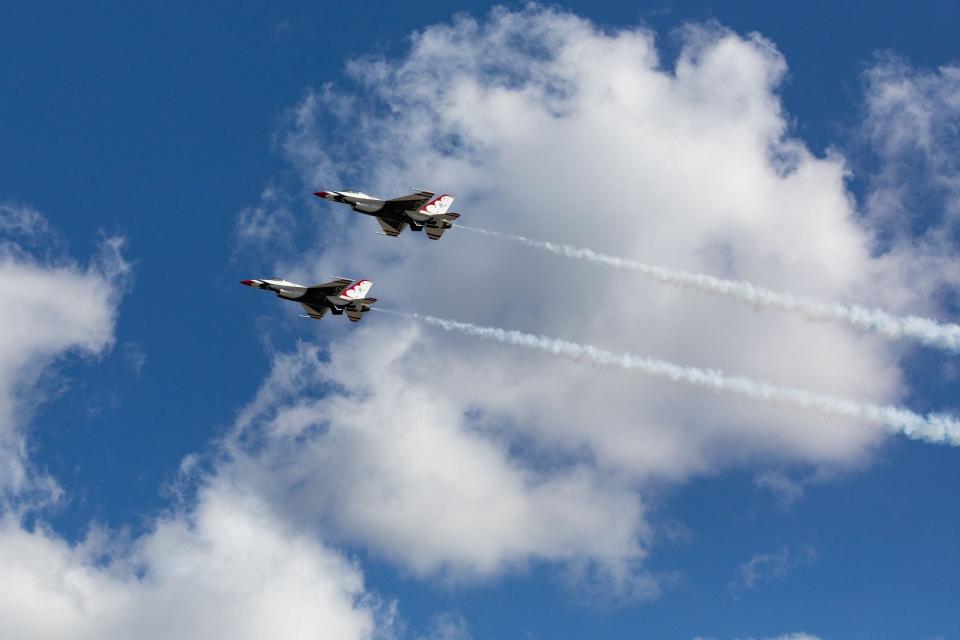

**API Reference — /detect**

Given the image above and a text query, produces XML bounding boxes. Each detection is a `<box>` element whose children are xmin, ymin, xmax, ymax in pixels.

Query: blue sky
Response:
<box><xmin>1</xmin><ymin>2</ymin><xmax>959</xmax><ymax>639</ymax></box>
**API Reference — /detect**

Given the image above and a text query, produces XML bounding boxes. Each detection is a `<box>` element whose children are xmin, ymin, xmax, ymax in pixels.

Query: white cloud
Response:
<box><xmin>0</xmin><ymin>484</ymin><xmax>382</xmax><ymax>640</ymax></box>
<box><xmin>860</xmin><ymin>57</ymin><xmax>960</xmax><ymax>309</ymax></box>
<box><xmin>0</xmin><ymin>206</ymin><xmax>386</xmax><ymax>639</ymax></box>
<box><xmin>0</xmin><ymin>7</ymin><xmax>950</xmax><ymax>636</ymax></box>
<box><xmin>233</xmin><ymin>184</ymin><xmax>299</xmax><ymax>257</ymax></box>
<box><xmin>222</xmin><ymin>338</ymin><xmax>653</xmax><ymax>587</ymax></box>
<box><xmin>0</xmin><ymin>202</ymin><xmax>50</xmax><ymax>238</ymax></box>
<box><xmin>864</xmin><ymin>56</ymin><xmax>960</xmax><ymax>236</ymax></box>
<box><xmin>8</xmin><ymin>5</ymin><xmax>948</xmax><ymax>635</ymax></box>
<box><xmin>223</xmin><ymin>5</ymin><xmax>946</xmax><ymax>597</ymax></box>
<box><xmin>279</xmin><ymin>5</ymin><xmax>907</xmax><ymax>468</ymax></box>
<box><xmin>0</xmin><ymin>203</ymin><xmax>129</xmax><ymax>497</ymax></box>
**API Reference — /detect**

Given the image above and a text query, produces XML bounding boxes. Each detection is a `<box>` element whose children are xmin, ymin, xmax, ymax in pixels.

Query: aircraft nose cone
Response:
<box><xmin>314</xmin><ymin>191</ymin><xmax>330</xmax><ymax>198</ymax></box>
<box><xmin>240</xmin><ymin>279</ymin><xmax>254</xmax><ymax>287</ymax></box>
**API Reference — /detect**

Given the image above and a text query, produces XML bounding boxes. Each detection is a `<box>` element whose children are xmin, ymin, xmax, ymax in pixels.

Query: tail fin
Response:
<box><xmin>339</xmin><ymin>279</ymin><xmax>373</xmax><ymax>300</ymax></box>
<box><xmin>419</xmin><ymin>194</ymin><xmax>455</xmax><ymax>215</ymax></box>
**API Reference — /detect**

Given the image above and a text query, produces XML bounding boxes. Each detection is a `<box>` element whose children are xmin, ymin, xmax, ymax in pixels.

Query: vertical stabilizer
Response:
<box><xmin>419</xmin><ymin>194</ymin><xmax>455</xmax><ymax>215</ymax></box>
<box><xmin>339</xmin><ymin>279</ymin><xmax>373</xmax><ymax>300</ymax></box>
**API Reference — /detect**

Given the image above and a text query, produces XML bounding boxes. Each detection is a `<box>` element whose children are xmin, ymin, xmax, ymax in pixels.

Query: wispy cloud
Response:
<box><xmin>864</xmin><ymin>55</ymin><xmax>960</xmax><ymax>241</ymax></box>
<box><xmin>753</xmin><ymin>469</ymin><xmax>806</xmax><ymax>509</ymax></box>
<box><xmin>416</xmin><ymin>613</ymin><xmax>472</xmax><ymax>640</ymax></box>
<box><xmin>728</xmin><ymin>546</ymin><xmax>817</xmax><ymax>596</ymax></box>
<box><xmin>0</xmin><ymin>204</ymin><xmax>130</xmax><ymax>499</ymax></box>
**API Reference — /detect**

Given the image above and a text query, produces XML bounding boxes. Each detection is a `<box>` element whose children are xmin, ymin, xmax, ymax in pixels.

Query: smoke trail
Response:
<box><xmin>455</xmin><ymin>225</ymin><xmax>960</xmax><ymax>354</ymax></box>
<box><xmin>374</xmin><ymin>308</ymin><xmax>960</xmax><ymax>446</ymax></box>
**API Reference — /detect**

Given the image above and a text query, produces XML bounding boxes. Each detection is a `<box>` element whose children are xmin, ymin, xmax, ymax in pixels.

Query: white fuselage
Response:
<box><xmin>243</xmin><ymin>278</ymin><xmax>306</xmax><ymax>299</ymax></box>
<box><xmin>327</xmin><ymin>191</ymin><xmax>385</xmax><ymax>213</ymax></box>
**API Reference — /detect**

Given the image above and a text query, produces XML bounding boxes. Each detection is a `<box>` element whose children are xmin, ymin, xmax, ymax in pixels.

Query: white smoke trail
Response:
<box><xmin>455</xmin><ymin>225</ymin><xmax>960</xmax><ymax>354</ymax></box>
<box><xmin>374</xmin><ymin>308</ymin><xmax>960</xmax><ymax>446</ymax></box>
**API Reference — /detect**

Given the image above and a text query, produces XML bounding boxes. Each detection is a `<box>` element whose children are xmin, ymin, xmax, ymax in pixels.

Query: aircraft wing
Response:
<box><xmin>384</xmin><ymin>191</ymin><xmax>433</xmax><ymax>213</ymax></box>
<box><xmin>306</xmin><ymin>278</ymin><xmax>354</xmax><ymax>295</ymax></box>
<box><xmin>376</xmin><ymin>217</ymin><xmax>407</xmax><ymax>237</ymax></box>
<box><xmin>387</xmin><ymin>190</ymin><xmax>434</xmax><ymax>202</ymax></box>
<box><xmin>299</xmin><ymin>302</ymin><xmax>329</xmax><ymax>320</ymax></box>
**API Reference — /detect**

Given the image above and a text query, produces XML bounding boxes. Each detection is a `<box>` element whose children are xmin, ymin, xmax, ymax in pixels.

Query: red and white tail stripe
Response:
<box><xmin>339</xmin><ymin>279</ymin><xmax>373</xmax><ymax>300</ymax></box>
<box><xmin>419</xmin><ymin>194</ymin><xmax>454</xmax><ymax>215</ymax></box>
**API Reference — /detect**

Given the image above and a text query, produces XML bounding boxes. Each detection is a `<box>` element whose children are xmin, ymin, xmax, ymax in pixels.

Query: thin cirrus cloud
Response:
<box><xmin>863</xmin><ymin>56</ymin><xmax>960</xmax><ymax>238</ymax></box>
<box><xmin>858</xmin><ymin>57</ymin><xmax>960</xmax><ymax>311</ymax></box>
<box><xmin>728</xmin><ymin>546</ymin><xmax>817</xmax><ymax>596</ymax></box>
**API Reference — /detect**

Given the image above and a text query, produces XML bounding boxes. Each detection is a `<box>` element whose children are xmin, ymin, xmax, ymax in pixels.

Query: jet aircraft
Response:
<box><xmin>241</xmin><ymin>277</ymin><xmax>377</xmax><ymax>322</ymax></box>
<box><xmin>314</xmin><ymin>189</ymin><xmax>460</xmax><ymax>240</ymax></box>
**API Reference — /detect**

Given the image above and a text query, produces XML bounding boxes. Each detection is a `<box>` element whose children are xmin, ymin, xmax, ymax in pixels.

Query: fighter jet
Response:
<box><xmin>241</xmin><ymin>277</ymin><xmax>377</xmax><ymax>322</ymax></box>
<box><xmin>314</xmin><ymin>189</ymin><xmax>460</xmax><ymax>240</ymax></box>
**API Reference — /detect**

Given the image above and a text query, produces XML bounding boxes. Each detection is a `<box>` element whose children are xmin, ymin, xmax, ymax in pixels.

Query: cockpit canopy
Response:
<box><xmin>341</xmin><ymin>189</ymin><xmax>374</xmax><ymax>198</ymax></box>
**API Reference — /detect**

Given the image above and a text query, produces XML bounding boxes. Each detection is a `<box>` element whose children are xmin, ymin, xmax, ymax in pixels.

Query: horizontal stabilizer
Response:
<box><xmin>408</xmin><ymin>211</ymin><xmax>459</xmax><ymax>224</ymax></box>
<box><xmin>406</xmin><ymin>211</ymin><xmax>431</xmax><ymax>223</ymax></box>
<box><xmin>377</xmin><ymin>217</ymin><xmax>406</xmax><ymax>237</ymax></box>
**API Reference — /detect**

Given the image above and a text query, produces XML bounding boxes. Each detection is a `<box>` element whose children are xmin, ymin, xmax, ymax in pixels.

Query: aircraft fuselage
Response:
<box><xmin>319</xmin><ymin>191</ymin><xmax>411</xmax><ymax>223</ymax></box>
<box><xmin>314</xmin><ymin>189</ymin><xmax>460</xmax><ymax>239</ymax></box>
<box><xmin>240</xmin><ymin>277</ymin><xmax>377</xmax><ymax>321</ymax></box>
